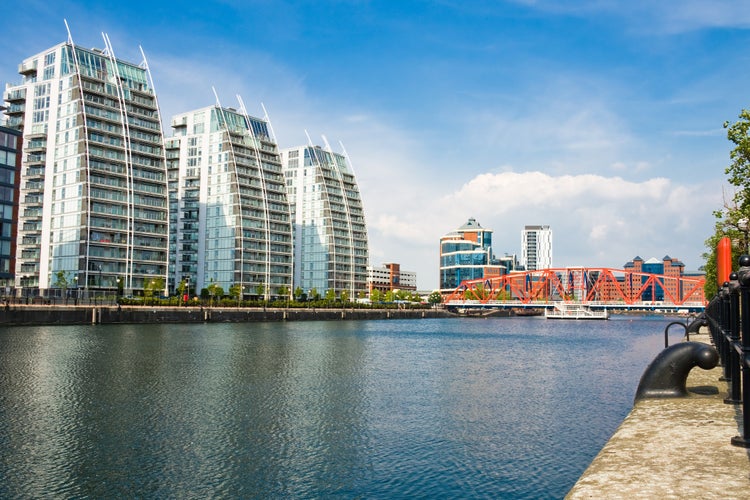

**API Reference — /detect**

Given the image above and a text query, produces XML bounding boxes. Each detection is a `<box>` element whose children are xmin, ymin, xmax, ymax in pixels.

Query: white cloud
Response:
<box><xmin>366</xmin><ymin>170</ymin><xmax>720</xmax><ymax>289</ymax></box>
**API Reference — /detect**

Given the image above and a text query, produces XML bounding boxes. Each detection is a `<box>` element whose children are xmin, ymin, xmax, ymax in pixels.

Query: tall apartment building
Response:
<box><xmin>0</xmin><ymin>126</ymin><xmax>21</xmax><ymax>293</ymax></box>
<box><xmin>3</xmin><ymin>37</ymin><xmax>169</xmax><ymax>298</ymax></box>
<box><xmin>166</xmin><ymin>104</ymin><xmax>293</xmax><ymax>299</ymax></box>
<box><xmin>280</xmin><ymin>142</ymin><xmax>368</xmax><ymax>298</ymax></box>
<box><xmin>439</xmin><ymin>217</ymin><xmax>508</xmax><ymax>292</ymax></box>
<box><xmin>521</xmin><ymin>224</ymin><xmax>552</xmax><ymax>271</ymax></box>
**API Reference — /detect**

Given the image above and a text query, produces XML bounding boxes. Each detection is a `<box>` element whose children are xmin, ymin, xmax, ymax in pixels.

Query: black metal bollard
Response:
<box><xmin>663</xmin><ymin>321</ymin><xmax>688</xmax><ymax>348</ymax></box>
<box><xmin>634</xmin><ymin>342</ymin><xmax>719</xmax><ymax>401</ymax></box>
<box><xmin>732</xmin><ymin>256</ymin><xmax>750</xmax><ymax>448</ymax></box>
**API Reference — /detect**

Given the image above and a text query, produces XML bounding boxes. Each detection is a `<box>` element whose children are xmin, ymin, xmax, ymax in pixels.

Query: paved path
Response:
<box><xmin>567</xmin><ymin>334</ymin><xmax>750</xmax><ymax>499</ymax></box>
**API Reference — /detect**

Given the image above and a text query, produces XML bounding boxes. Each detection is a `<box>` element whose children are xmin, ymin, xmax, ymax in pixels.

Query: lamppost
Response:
<box><xmin>185</xmin><ymin>277</ymin><xmax>190</xmax><ymax>306</ymax></box>
<box><xmin>74</xmin><ymin>275</ymin><xmax>78</xmax><ymax>305</ymax></box>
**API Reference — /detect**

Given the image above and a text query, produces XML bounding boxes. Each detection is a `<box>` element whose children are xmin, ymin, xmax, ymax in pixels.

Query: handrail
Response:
<box><xmin>704</xmin><ymin>255</ymin><xmax>750</xmax><ymax>447</ymax></box>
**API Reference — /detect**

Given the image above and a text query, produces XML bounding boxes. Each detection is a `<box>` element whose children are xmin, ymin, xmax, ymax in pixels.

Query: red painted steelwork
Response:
<box><xmin>443</xmin><ymin>267</ymin><xmax>706</xmax><ymax>306</ymax></box>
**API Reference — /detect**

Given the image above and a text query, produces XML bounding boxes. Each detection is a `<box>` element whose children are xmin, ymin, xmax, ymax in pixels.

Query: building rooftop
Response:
<box><xmin>457</xmin><ymin>217</ymin><xmax>483</xmax><ymax>230</ymax></box>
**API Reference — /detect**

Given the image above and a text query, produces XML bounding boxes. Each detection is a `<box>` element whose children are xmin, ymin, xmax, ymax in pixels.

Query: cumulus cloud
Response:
<box><xmin>366</xmin><ymin>170</ymin><xmax>720</xmax><ymax>288</ymax></box>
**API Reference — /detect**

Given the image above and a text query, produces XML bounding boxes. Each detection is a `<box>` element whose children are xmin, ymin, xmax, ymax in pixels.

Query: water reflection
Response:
<box><xmin>0</xmin><ymin>317</ymin><xmax>671</xmax><ymax>498</ymax></box>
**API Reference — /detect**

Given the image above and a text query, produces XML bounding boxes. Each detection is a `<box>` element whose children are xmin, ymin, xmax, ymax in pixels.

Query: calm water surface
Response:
<box><xmin>0</xmin><ymin>316</ymin><xmax>680</xmax><ymax>499</ymax></box>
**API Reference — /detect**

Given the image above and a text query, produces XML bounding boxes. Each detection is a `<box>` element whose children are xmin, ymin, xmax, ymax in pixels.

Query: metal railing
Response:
<box><xmin>705</xmin><ymin>255</ymin><xmax>750</xmax><ymax>448</ymax></box>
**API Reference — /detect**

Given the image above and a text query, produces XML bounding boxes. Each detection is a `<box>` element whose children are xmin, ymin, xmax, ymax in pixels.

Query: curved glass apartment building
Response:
<box><xmin>167</xmin><ymin>105</ymin><xmax>293</xmax><ymax>299</ymax></box>
<box><xmin>3</xmin><ymin>37</ymin><xmax>169</xmax><ymax>298</ymax></box>
<box><xmin>281</xmin><ymin>143</ymin><xmax>368</xmax><ymax>298</ymax></box>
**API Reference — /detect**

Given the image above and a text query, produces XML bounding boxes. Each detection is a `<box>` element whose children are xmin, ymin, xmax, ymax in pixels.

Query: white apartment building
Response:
<box><xmin>3</xmin><ymin>35</ymin><xmax>169</xmax><ymax>297</ymax></box>
<box><xmin>166</xmin><ymin>104</ymin><xmax>293</xmax><ymax>299</ymax></box>
<box><xmin>521</xmin><ymin>224</ymin><xmax>552</xmax><ymax>271</ymax></box>
<box><xmin>280</xmin><ymin>142</ymin><xmax>368</xmax><ymax>298</ymax></box>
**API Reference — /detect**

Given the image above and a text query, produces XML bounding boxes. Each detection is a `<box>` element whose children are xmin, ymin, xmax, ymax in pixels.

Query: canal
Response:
<box><xmin>0</xmin><ymin>316</ymin><xmax>679</xmax><ymax>498</ymax></box>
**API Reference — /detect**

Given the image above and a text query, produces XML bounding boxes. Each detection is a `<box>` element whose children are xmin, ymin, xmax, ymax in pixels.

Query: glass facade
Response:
<box><xmin>0</xmin><ymin>127</ymin><xmax>20</xmax><ymax>292</ymax></box>
<box><xmin>439</xmin><ymin>218</ymin><xmax>506</xmax><ymax>292</ymax></box>
<box><xmin>281</xmin><ymin>144</ymin><xmax>369</xmax><ymax>298</ymax></box>
<box><xmin>4</xmin><ymin>40</ymin><xmax>169</xmax><ymax>297</ymax></box>
<box><xmin>167</xmin><ymin>105</ymin><xmax>293</xmax><ymax>299</ymax></box>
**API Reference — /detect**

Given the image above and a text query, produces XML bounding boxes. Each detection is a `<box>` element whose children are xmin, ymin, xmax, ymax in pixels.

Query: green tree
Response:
<box><xmin>703</xmin><ymin>109</ymin><xmax>750</xmax><ymax>297</ymax></box>
<box><xmin>395</xmin><ymin>289</ymin><xmax>409</xmax><ymax>301</ymax></box>
<box><xmin>144</xmin><ymin>277</ymin><xmax>165</xmax><ymax>304</ymax></box>
<box><xmin>724</xmin><ymin>109</ymin><xmax>750</xmax><ymax>212</ymax></box>
<box><xmin>340</xmin><ymin>289</ymin><xmax>349</xmax><ymax>303</ymax></box>
<box><xmin>255</xmin><ymin>283</ymin><xmax>265</xmax><ymax>300</ymax></box>
<box><xmin>53</xmin><ymin>270</ymin><xmax>70</xmax><ymax>304</ymax></box>
<box><xmin>207</xmin><ymin>280</ymin><xmax>222</xmax><ymax>306</ymax></box>
<box><xmin>325</xmin><ymin>289</ymin><xmax>336</xmax><ymax>303</ymax></box>
<box><xmin>384</xmin><ymin>290</ymin><xmax>395</xmax><ymax>302</ymax></box>
<box><xmin>229</xmin><ymin>283</ymin><xmax>243</xmax><ymax>305</ymax></box>
<box><xmin>310</xmin><ymin>288</ymin><xmax>320</xmax><ymax>301</ymax></box>
<box><xmin>294</xmin><ymin>286</ymin><xmax>304</xmax><ymax>301</ymax></box>
<box><xmin>278</xmin><ymin>285</ymin><xmax>290</xmax><ymax>300</ymax></box>
<box><xmin>370</xmin><ymin>288</ymin><xmax>383</xmax><ymax>303</ymax></box>
<box><xmin>428</xmin><ymin>290</ymin><xmax>443</xmax><ymax>305</ymax></box>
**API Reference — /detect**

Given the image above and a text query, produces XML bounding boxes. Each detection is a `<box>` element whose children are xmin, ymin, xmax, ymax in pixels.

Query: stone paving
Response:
<box><xmin>566</xmin><ymin>334</ymin><xmax>750</xmax><ymax>499</ymax></box>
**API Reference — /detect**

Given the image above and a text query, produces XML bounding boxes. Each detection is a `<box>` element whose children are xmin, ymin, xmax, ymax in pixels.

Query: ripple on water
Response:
<box><xmin>0</xmin><ymin>318</ymin><xmax>664</xmax><ymax>499</ymax></box>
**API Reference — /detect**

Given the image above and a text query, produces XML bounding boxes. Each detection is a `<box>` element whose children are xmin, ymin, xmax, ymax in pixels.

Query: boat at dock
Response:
<box><xmin>545</xmin><ymin>303</ymin><xmax>609</xmax><ymax>320</ymax></box>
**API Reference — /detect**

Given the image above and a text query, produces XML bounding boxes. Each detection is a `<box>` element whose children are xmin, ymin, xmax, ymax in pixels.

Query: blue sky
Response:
<box><xmin>4</xmin><ymin>1</ymin><xmax>750</xmax><ymax>289</ymax></box>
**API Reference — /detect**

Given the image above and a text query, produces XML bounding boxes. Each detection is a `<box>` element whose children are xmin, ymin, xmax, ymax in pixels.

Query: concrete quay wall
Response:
<box><xmin>566</xmin><ymin>332</ymin><xmax>750</xmax><ymax>499</ymax></box>
<box><xmin>0</xmin><ymin>305</ymin><xmax>453</xmax><ymax>326</ymax></box>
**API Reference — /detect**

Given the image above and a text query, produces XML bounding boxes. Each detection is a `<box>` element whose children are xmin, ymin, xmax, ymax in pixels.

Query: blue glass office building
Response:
<box><xmin>440</xmin><ymin>218</ymin><xmax>506</xmax><ymax>292</ymax></box>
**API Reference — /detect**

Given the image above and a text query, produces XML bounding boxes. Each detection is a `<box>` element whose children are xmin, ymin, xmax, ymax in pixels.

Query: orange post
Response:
<box><xmin>717</xmin><ymin>236</ymin><xmax>732</xmax><ymax>286</ymax></box>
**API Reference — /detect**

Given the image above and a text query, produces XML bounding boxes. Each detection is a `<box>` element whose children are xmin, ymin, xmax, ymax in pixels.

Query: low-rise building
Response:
<box><xmin>368</xmin><ymin>263</ymin><xmax>417</xmax><ymax>294</ymax></box>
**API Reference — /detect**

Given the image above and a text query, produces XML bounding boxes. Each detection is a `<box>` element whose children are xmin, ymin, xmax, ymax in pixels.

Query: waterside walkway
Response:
<box><xmin>567</xmin><ymin>332</ymin><xmax>750</xmax><ymax>499</ymax></box>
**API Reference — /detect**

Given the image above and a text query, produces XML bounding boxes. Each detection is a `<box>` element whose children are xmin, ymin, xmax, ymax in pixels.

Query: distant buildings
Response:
<box><xmin>281</xmin><ymin>143</ymin><xmax>369</xmax><ymax>298</ymax></box>
<box><xmin>439</xmin><ymin>218</ymin><xmax>514</xmax><ymax>292</ymax></box>
<box><xmin>0</xmin><ymin>126</ymin><xmax>20</xmax><ymax>292</ymax></box>
<box><xmin>368</xmin><ymin>263</ymin><xmax>417</xmax><ymax>294</ymax></box>
<box><xmin>624</xmin><ymin>255</ymin><xmax>685</xmax><ymax>302</ymax></box>
<box><xmin>521</xmin><ymin>225</ymin><xmax>552</xmax><ymax>271</ymax></box>
<box><xmin>166</xmin><ymin>105</ymin><xmax>293</xmax><ymax>299</ymax></box>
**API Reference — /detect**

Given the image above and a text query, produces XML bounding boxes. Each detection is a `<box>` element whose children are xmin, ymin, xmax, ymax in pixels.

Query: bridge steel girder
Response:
<box><xmin>444</xmin><ymin>267</ymin><xmax>706</xmax><ymax>307</ymax></box>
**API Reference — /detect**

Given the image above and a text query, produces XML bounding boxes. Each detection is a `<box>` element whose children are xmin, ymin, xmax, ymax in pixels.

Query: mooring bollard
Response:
<box><xmin>634</xmin><ymin>342</ymin><xmax>719</xmax><ymax>401</ymax></box>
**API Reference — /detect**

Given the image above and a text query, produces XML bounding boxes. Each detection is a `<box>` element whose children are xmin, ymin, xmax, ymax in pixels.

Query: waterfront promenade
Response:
<box><xmin>567</xmin><ymin>331</ymin><xmax>750</xmax><ymax>499</ymax></box>
<box><xmin>0</xmin><ymin>303</ymin><xmax>453</xmax><ymax>326</ymax></box>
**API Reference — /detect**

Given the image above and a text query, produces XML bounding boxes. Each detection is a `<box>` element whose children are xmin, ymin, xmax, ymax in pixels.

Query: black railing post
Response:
<box><xmin>718</xmin><ymin>282</ymin><xmax>731</xmax><ymax>379</ymax></box>
<box><xmin>725</xmin><ymin>273</ymin><xmax>741</xmax><ymax>404</ymax></box>
<box><xmin>732</xmin><ymin>256</ymin><xmax>750</xmax><ymax>447</ymax></box>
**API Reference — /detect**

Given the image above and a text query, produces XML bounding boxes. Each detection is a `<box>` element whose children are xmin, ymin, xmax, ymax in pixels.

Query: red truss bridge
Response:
<box><xmin>443</xmin><ymin>267</ymin><xmax>706</xmax><ymax>313</ymax></box>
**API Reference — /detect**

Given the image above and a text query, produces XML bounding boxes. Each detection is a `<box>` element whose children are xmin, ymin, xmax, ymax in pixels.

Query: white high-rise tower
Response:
<box><xmin>3</xmin><ymin>33</ymin><xmax>169</xmax><ymax>298</ymax></box>
<box><xmin>521</xmin><ymin>225</ymin><xmax>552</xmax><ymax>271</ymax></box>
<box><xmin>280</xmin><ymin>141</ymin><xmax>368</xmax><ymax>298</ymax></box>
